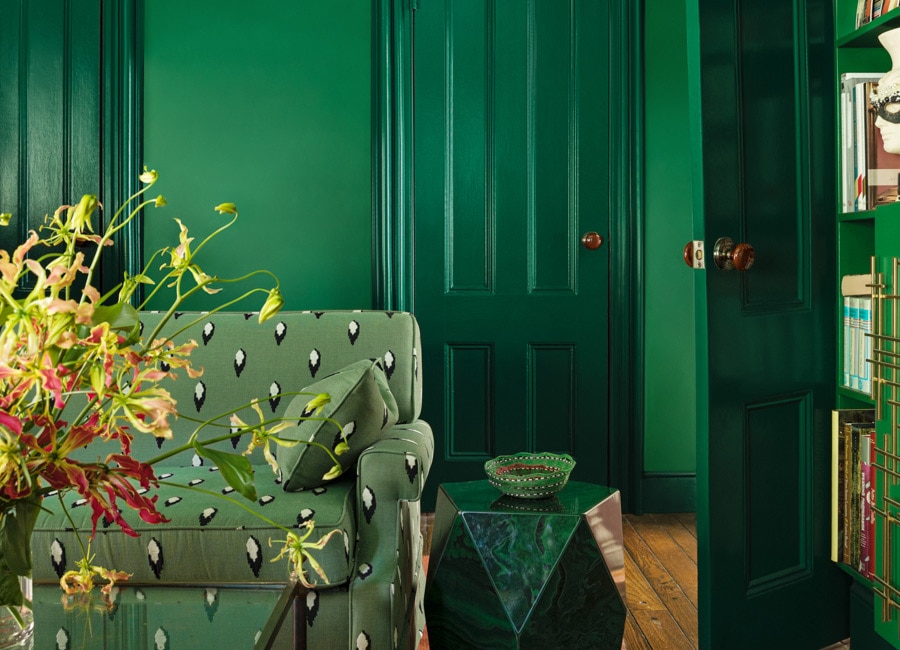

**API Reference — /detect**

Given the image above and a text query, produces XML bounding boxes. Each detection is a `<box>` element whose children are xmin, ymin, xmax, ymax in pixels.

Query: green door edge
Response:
<box><xmin>371</xmin><ymin>0</ymin><xmax>647</xmax><ymax>513</ymax></box>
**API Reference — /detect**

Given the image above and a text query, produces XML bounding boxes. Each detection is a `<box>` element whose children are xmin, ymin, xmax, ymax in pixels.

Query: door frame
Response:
<box><xmin>371</xmin><ymin>0</ymin><xmax>645</xmax><ymax>511</ymax></box>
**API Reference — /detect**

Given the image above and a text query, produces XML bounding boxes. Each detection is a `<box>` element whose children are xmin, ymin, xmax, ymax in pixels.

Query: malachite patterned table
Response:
<box><xmin>424</xmin><ymin>480</ymin><xmax>626</xmax><ymax>649</ymax></box>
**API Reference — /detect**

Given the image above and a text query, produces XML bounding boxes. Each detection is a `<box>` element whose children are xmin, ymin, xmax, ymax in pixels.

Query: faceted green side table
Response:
<box><xmin>424</xmin><ymin>480</ymin><xmax>626</xmax><ymax>649</ymax></box>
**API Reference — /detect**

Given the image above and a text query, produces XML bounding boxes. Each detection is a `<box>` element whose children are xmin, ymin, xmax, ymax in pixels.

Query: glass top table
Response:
<box><xmin>29</xmin><ymin>580</ymin><xmax>304</xmax><ymax>649</ymax></box>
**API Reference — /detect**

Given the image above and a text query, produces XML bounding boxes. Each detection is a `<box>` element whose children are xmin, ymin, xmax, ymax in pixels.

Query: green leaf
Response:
<box><xmin>192</xmin><ymin>441</ymin><xmax>258</xmax><ymax>502</ymax></box>
<box><xmin>91</xmin><ymin>302</ymin><xmax>141</xmax><ymax>345</ymax></box>
<box><xmin>0</xmin><ymin>570</ymin><xmax>23</xmax><ymax>608</ymax></box>
<box><xmin>0</xmin><ymin>495</ymin><xmax>41</xmax><ymax>576</ymax></box>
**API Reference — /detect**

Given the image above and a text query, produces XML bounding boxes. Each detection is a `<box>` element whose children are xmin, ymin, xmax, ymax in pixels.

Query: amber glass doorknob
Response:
<box><xmin>713</xmin><ymin>237</ymin><xmax>755</xmax><ymax>271</ymax></box>
<box><xmin>581</xmin><ymin>232</ymin><xmax>603</xmax><ymax>250</ymax></box>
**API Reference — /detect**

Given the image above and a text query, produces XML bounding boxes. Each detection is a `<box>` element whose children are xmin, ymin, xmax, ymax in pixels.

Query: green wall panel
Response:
<box><xmin>142</xmin><ymin>1</ymin><xmax>372</xmax><ymax>311</ymax></box>
<box><xmin>643</xmin><ymin>0</ymin><xmax>697</xmax><ymax>474</ymax></box>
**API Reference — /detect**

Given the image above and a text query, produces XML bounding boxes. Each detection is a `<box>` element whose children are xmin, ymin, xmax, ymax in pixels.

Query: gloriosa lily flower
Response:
<box><xmin>0</xmin><ymin>169</ymin><xmax>290</xmax><ymax>605</ymax></box>
<box><xmin>269</xmin><ymin>521</ymin><xmax>343</xmax><ymax>588</ymax></box>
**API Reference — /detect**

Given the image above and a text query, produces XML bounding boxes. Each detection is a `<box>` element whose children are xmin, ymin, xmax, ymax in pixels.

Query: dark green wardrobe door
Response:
<box><xmin>414</xmin><ymin>0</ymin><xmax>613</xmax><ymax>501</ymax></box>
<box><xmin>687</xmin><ymin>0</ymin><xmax>848</xmax><ymax>646</ymax></box>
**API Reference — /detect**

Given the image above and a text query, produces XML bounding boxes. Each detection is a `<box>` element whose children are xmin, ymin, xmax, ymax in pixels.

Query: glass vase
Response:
<box><xmin>0</xmin><ymin>577</ymin><xmax>33</xmax><ymax>649</ymax></box>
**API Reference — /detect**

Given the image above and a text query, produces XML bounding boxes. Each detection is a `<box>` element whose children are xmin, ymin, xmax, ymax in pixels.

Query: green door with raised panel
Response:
<box><xmin>687</xmin><ymin>0</ymin><xmax>849</xmax><ymax>646</ymax></box>
<box><xmin>413</xmin><ymin>0</ymin><xmax>613</xmax><ymax>501</ymax></box>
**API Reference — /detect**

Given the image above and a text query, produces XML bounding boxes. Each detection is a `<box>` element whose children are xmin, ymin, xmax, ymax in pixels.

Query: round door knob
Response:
<box><xmin>581</xmin><ymin>232</ymin><xmax>603</xmax><ymax>250</ymax></box>
<box><xmin>731</xmin><ymin>242</ymin><xmax>755</xmax><ymax>271</ymax></box>
<box><xmin>713</xmin><ymin>236</ymin><xmax>755</xmax><ymax>271</ymax></box>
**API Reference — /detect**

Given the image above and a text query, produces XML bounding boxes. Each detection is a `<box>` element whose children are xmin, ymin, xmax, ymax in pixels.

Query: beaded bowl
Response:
<box><xmin>484</xmin><ymin>452</ymin><xmax>576</xmax><ymax>499</ymax></box>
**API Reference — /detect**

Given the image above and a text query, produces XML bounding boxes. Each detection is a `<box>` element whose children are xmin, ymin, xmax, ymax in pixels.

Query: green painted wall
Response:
<box><xmin>142</xmin><ymin>0</ymin><xmax>697</xmax><ymax>483</ymax></box>
<box><xmin>643</xmin><ymin>0</ymin><xmax>697</xmax><ymax>474</ymax></box>
<box><xmin>142</xmin><ymin>1</ymin><xmax>372</xmax><ymax>312</ymax></box>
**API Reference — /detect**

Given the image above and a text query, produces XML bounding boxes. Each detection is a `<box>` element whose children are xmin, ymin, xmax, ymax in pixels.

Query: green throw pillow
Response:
<box><xmin>278</xmin><ymin>358</ymin><xmax>399</xmax><ymax>491</ymax></box>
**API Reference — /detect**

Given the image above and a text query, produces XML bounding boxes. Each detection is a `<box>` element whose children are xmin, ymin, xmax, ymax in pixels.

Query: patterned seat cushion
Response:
<box><xmin>31</xmin><ymin>467</ymin><xmax>356</xmax><ymax>586</ymax></box>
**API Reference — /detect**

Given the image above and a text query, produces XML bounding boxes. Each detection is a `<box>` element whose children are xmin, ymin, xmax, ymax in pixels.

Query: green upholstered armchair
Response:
<box><xmin>31</xmin><ymin>310</ymin><xmax>434</xmax><ymax>649</ymax></box>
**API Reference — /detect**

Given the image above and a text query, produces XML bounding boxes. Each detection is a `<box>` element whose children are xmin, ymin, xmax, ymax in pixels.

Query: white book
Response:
<box><xmin>844</xmin><ymin>296</ymin><xmax>852</xmax><ymax>387</ymax></box>
<box><xmin>850</xmin><ymin>297</ymin><xmax>861</xmax><ymax>391</ymax></box>
<box><xmin>860</xmin><ymin>297</ymin><xmax>873</xmax><ymax>395</ymax></box>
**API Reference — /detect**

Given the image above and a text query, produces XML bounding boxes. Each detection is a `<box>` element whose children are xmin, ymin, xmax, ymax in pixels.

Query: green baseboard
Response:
<box><xmin>641</xmin><ymin>473</ymin><xmax>696</xmax><ymax>513</ymax></box>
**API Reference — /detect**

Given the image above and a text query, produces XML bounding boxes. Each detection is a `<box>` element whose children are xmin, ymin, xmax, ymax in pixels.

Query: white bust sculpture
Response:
<box><xmin>875</xmin><ymin>28</ymin><xmax>900</xmax><ymax>154</ymax></box>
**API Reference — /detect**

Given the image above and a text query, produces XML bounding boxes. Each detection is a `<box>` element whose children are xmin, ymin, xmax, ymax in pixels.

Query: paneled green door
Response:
<box><xmin>413</xmin><ymin>0</ymin><xmax>612</xmax><ymax>502</ymax></box>
<box><xmin>687</xmin><ymin>0</ymin><xmax>849</xmax><ymax>646</ymax></box>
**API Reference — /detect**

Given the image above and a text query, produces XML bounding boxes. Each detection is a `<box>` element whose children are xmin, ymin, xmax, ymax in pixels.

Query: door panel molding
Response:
<box><xmin>744</xmin><ymin>393</ymin><xmax>813</xmax><ymax>595</ymax></box>
<box><xmin>445</xmin><ymin>342</ymin><xmax>495</xmax><ymax>459</ymax></box>
<box><xmin>374</xmin><ymin>0</ymin><xmax>645</xmax><ymax>511</ymax></box>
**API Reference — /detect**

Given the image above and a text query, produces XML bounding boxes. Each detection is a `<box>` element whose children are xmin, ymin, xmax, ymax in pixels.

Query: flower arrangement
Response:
<box><xmin>0</xmin><ymin>170</ymin><xmax>344</xmax><ymax>630</ymax></box>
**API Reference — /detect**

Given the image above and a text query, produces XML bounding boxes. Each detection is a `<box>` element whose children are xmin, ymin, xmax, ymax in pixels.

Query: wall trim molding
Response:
<box><xmin>641</xmin><ymin>473</ymin><xmax>697</xmax><ymax>513</ymax></box>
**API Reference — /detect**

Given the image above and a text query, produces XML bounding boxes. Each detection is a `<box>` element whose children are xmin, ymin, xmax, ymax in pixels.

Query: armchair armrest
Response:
<box><xmin>345</xmin><ymin>419</ymin><xmax>434</xmax><ymax>649</ymax></box>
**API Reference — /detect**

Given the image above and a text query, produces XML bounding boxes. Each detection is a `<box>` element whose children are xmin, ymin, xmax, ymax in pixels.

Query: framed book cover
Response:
<box><xmin>867</xmin><ymin>81</ymin><xmax>900</xmax><ymax>208</ymax></box>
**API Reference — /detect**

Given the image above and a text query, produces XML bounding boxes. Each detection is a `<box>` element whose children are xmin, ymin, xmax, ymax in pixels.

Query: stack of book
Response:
<box><xmin>840</xmin><ymin>74</ymin><xmax>900</xmax><ymax>213</ymax></box>
<box><xmin>831</xmin><ymin>408</ymin><xmax>877</xmax><ymax>578</ymax></box>
<box><xmin>857</xmin><ymin>0</ymin><xmax>900</xmax><ymax>27</ymax></box>
<box><xmin>842</xmin><ymin>274</ymin><xmax>873</xmax><ymax>395</ymax></box>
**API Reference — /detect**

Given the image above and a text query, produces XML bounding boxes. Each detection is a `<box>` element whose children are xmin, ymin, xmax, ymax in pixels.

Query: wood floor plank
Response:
<box><xmin>629</xmin><ymin>610</ymin><xmax>695</xmax><ymax>650</ymax></box>
<box><xmin>648</xmin><ymin>513</ymin><xmax>698</xmax><ymax>564</ymax></box>
<box><xmin>624</xmin><ymin>517</ymin><xmax>699</xmax><ymax>648</ymax></box>
<box><xmin>674</xmin><ymin>512</ymin><xmax>697</xmax><ymax>536</ymax></box>
<box><xmin>627</xmin><ymin>515</ymin><xmax>699</xmax><ymax>608</ymax></box>
<box><xmin>624</xmin><ymin>546</ymin><xmax>665</xmax><ymax>611</ymax></box>
<box><xmin>622</xmin><ymin>609</ymin><xmax>653</xmax><ymax>650</ymax></box>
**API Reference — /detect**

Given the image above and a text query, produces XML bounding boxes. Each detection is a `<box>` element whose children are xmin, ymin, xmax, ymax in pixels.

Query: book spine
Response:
<box><xmin>844</xmin><ymin>296</ymin><xmax>852</xmax><ymax>387</ymax></box>
<box><xmin>850</xmin><ymin>424</ymin><xmax>862</xmax><ymax>570</ymax></box>
<box><xmin>843</xmin><ymin>421</ymin><xmax>854</xmax><ymax>564</ymax></box>
<box><xmin>861</xmin><ymin>297</ymin><xmax>873</xmax><ymax>395</ymax></box>
<box><xmin>842</xmin><ymin>87</ymin><xmax>854</xmax><ymax>213</ymax></box>
<box><xmin>855</xmin><ymin>83</ymin><xmax>868</xmax><ymax>211</ymax></box>
<box><xmin>832</xmin><ymin>411</ymin><xmax>841</xmax><ymax>563</ymax></box>
<box><xmin>860</xmin><ymin>433</ymin><xmax>873</xmax><ymax>576</ymax></box>
<box><xmin>850</xmin><ymin>297</ymin><xmax>861</xmax><ymax>391</ymax></box>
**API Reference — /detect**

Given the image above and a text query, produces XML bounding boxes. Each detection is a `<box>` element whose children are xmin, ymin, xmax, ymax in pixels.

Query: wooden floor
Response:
<box><xmin>421</xmin><ymin>512</ymin><xmax>852</xmax><ymax>649</ymax></box>
<box><xmin>622</xmin><ymin>513</ymin><xmax>698</xmax><ymax>649</ymax></box>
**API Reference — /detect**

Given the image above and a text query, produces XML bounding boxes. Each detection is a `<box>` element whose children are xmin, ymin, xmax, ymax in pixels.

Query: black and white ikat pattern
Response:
<box><xmin>234</xmin><ymin>348</ymin><xmax>246</xmax><ymax>377</ymax></box>
<box><xmin>333</xmin><ymin>421</ymin><xmax>355</xmax><ymax>450</ymax></box>
<box><xmin>193</xmin><ymin>381</ymin><xmax>206</xmax><ymax>412</ymax></box>
<box><xmin>148</xmin><ymin>537</ymin><xmax>164</xmax><ymax>578</ymax></box>
<box><xmin>358</xmin><ymin>562</ymin><xmax>373</xmax><ymax>580</ymax></box>
<box><xmin>51</xmin><ymin>538</ymin><xmax>66</xmax><ymax>577</ymax></box>
<box><xmin>384</xmin><ymin>350</ymin><xmax>396</xmax><ymax>379</ymax></box>
<box><xmin>296</xmin><ymin>508</ymin><xmax>315</xmax><ymax>527</ymax></box>
<box><xmin>274</xmin><ymin>320</ymin><xmax>287</xmax><ymax>345</ymax></box>
<box><xmin>405</xmin><ymin>453</ymin><xmax>419</xmax><ymax>483</ymax></box>
<box><xmin>246</xmin><ymin>535</ymin><xmax>263</xmax><ymax>577</ymax></box>
<box><xmin>309</xmin><ymin>348</ymin><xmax>321</xmax><ymax>377</ymax></box>
<box><xmin>202</xmin><ymin>321</ymin><xmax>215</xmax><ymax>345</ymax></box>
<box><xmin>348</xmin><ymin>320</ymin><xmax>360</xmax><ymax>345</ymax></box>
<box><xmin>268</xmin><ymin>381</ymin><xmax>282</xmax><ymax>412</ymax></box>
<box><xmin>306</xmin><ymin>590</ymin><xmax>319</xmax><ymax>626</ymax></box>
<box><xmin>199</xmin><ymin>507</ymin><xmax>218</xmax><ymax>526</ymax></box>
<box><xmin>356</xmin><ymin>631</ymin><xmax>372</xmax><ymax>649</ymax></box>
<box><xmin>362</xmin><ymin>485</ymin><xmax>377</xmax><ymax>523</ymax></box>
